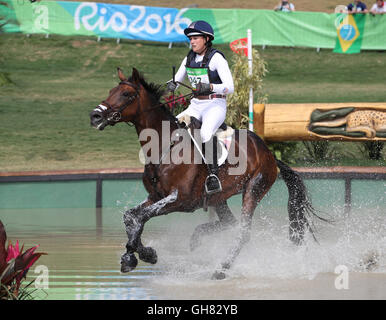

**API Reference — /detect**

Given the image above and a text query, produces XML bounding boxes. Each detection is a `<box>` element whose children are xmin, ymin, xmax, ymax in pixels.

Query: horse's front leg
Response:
<box><xmin>121</xmin><ymin>200</ymin><xmax>151</xmax><ymax>272</ymax></box>
<box><xmin>121</xmin><ymin>190</ymin><xmax>178</xmax><ymax>273</ymax></box>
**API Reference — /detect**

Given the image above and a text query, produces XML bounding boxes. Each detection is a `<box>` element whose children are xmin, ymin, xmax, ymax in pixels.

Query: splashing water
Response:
<box><xmin>140</xmin><ymin>207</ymin><xmax>386</xmax><ymax>299</ymax></box>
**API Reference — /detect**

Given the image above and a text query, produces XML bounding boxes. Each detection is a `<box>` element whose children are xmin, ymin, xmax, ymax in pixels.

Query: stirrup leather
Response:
<box><xmin>205</xmin><ymin>174</ymin><xmax>222</xmax><ymax>194</ymax></box>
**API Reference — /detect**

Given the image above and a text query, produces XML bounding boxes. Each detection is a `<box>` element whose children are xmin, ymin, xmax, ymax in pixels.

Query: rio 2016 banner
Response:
<box><xmin>1</xmin><ymin>0</ymin><xmax>192</xmax><ymax>42</ymax></box>
<box><xmin>1</xmin><ymin>0</ymin><xmax>386</xmax><ymax>51</ymax></box>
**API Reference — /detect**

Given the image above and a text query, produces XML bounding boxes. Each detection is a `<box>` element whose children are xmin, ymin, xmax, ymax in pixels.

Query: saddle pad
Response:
<box><xmin>216</xmin><ymin>127</ymin><xmax>234</xmax><ymax>151</ymax></box>
<box><xmin>216</xmin><ymin>127</ymin><xmax>234</xmax><ymax>166</ymax></box>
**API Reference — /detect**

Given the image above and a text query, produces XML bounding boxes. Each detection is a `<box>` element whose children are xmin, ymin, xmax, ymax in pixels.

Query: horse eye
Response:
<box><xmin>123</xmin><ymin>92</ymin><xmax>129</xmax><ymax>97</ymax></box>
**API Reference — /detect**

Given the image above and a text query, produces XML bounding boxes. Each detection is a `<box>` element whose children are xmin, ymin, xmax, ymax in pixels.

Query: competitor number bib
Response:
<box><xmin>186</xmin><ymin>67</ymin><xmax>210</xmax><ymax>89</ymax></box>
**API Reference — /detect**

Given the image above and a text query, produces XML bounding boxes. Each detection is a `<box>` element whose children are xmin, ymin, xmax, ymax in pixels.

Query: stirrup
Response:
<box><xmin>205</xmin><ymin>174</ymin><xmax>222</xmax><ymax>194</ymax></box>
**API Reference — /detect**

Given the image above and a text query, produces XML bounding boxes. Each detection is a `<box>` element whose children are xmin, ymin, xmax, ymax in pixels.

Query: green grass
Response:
<box><xmin>261</xmin><ymin>46</ymin><xmax>386</xmax><ymax>103</ymax></box>
<box><xmin>0</xmin><ymin>33</ymin><xmax>385</xmax><ymax>171</ymax></box>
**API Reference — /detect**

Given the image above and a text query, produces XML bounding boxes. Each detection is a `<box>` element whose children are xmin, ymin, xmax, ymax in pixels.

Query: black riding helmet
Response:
<box><xmin>184</xmin><ymin>20</ymin><xmax>214</xmax><ymax>41</ymax></box>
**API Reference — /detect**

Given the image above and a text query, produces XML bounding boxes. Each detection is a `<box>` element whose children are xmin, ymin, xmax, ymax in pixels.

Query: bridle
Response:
<box><xmin>95</xmin><ymin>80</ymin><xmax>194</xmax><ymax>126</ymax></box>
<box><xmin>98</xmin><ymin>81</ymin><xmax>140</xmax><ymax>124</ymax></box>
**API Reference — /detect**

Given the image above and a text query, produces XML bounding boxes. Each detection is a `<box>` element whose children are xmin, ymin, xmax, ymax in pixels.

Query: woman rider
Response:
<box><xmin>166</xmin><ymin>20</ymin><xmax>234</xmax><ymax>194</ymax></box>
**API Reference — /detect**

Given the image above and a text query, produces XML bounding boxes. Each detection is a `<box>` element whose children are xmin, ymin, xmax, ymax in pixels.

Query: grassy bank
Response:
<box><xmin>0</xmin><ymin>33</ymin><xmax>385</xmax><ymax>172</ymax></box>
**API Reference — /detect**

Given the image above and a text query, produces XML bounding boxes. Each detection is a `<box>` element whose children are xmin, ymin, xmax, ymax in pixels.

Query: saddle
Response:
<box><xmin>179</xmin><ymin>114</ymin><xmax>227</xmax><ymax>130</ymax></box>
<box><xmin>179</xmin><ymin>116</ymin><xmax>234</xmax><ymax>166</ymax></box>
<box><xmin>190</xmin><ymin>117</ymin><xmax>228</xmax><ymax>131</ymax></box>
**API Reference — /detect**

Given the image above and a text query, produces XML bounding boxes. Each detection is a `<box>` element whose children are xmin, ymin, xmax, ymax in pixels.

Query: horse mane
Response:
<box><xmin>128</xmin><ymin>72</ymin><xmax>178</xmax><ymax>122</ymax></box>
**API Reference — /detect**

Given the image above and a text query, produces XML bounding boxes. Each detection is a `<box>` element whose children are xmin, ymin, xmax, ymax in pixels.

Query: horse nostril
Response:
<box><xmin>90</xmin><ymin>111</ymin><xmax>103</xmax><ymax>122</ymax></box>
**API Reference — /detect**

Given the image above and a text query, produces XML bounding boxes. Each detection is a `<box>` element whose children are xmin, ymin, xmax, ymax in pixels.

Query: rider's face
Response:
<box><xmin>189</xmin><ymin>36</ymin><xmax>207</xmax><ymax>55</ymax></box>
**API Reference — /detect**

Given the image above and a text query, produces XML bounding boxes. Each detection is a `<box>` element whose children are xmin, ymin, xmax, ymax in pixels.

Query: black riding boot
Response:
<box><xmin>203</xmin><ymin>136</ymin><xmax>222</xmax><ymax>194</ymax></box>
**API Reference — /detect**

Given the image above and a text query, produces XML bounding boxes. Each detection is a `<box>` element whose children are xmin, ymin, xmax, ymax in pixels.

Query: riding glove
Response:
<box><xmin>166</xmin><ymin>80</ymin><xmax>177</xmax><ymax>92</ymax></box>
<box><xmin>194</xmin><ymin>82</ymin><xmax>212</xmax><ymax>96</ymax></box>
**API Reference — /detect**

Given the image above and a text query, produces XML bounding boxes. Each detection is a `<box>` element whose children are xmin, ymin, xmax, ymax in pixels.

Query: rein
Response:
<box><xmin>140</xmin><ymin>79</ymin><xmax>195</xmax><ymax>114</ymax></box>
<box><xmin>101</xmin><ymin>80</ymin><xmax>194</xmax><ymax>125</ymax></box>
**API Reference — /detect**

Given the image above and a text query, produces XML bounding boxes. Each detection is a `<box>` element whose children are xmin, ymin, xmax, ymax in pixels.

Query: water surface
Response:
<box><xmin>2</xmin><ymin>204</ymin><xmax>385</xmax><ymax>300</ymax></box>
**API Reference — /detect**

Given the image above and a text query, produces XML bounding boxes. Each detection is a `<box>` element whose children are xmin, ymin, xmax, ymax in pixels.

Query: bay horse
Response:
<box><xmin>90</xmin><ymin>67</ymin><xmax>324</xmax><ymax>280</ymax></box>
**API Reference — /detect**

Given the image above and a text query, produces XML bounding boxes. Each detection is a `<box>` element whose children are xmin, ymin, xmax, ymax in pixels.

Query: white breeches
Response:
<box><xmin>176</xmin><ymin>98</ymin><xmax>227</xmax><ymax>143</ymax></box>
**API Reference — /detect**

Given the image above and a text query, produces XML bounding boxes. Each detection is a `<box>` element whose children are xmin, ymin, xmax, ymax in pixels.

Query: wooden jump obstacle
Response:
<box><xmin>253</xmin><ymin>103</ymin><xmax>386</xmax><ymax>142</ymax></box>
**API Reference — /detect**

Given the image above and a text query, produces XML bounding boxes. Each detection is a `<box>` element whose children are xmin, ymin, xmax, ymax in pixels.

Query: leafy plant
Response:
<box><xmin>226</xmin><ymin>48</ymin><xmax>268</xmax><ymax>129</ymax></box>
<box><xmin>360</xmin><ymin>141</ymin><xmax>384</xmax><ymax>160</ymax></box>
<box><xmin>267</xmin><ymin>141</ymin><xmax>299</xmax><ymax>163</ymax></box>
<box><xmin>0</xmin><ymin>220</ymin><xmax>45</xmax><ymax>300</ymax></box>
<box><xmin>302</xmin><ymin>140</ymin><xmax>335</xmax><ymax>162</ymax></box>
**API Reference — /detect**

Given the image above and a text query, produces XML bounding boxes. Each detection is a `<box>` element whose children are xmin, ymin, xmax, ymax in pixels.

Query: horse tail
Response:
<box><xmin>275</xmin><ymin>158</ymin><xmax>329</xmax><ymax>245</ymax></box>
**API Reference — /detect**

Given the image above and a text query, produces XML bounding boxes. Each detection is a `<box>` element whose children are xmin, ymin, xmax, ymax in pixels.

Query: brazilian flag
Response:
<box><xmin>333</xmin><ymin>13</ymin><xmax>366</xmax><ymax>54</ymax></box>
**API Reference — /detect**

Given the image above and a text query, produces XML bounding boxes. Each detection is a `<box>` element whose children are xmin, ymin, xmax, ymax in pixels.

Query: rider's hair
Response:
<box><xmin>205</xmin><ymin>37</ymin><xmax>212</xmax><ymax>48</ymax></box>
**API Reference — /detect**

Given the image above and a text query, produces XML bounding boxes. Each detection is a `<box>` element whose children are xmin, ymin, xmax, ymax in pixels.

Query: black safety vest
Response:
<box><xmin>185</xmin><ymin>48</ymin><xmax>225</xmax><ymax>84</ymax></box>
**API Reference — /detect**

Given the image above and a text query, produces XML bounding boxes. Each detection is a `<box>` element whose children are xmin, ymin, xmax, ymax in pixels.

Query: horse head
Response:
<box><xmin>90</xmin><ymin>67</ymin><xmax>142</xmax><ymax>130</ymax></box>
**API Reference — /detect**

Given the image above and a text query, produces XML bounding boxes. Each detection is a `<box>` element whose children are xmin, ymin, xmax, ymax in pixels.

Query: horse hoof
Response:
<box><xmin>211</xmin><ymin>270</ymin><xmax>227</xmax><ymax>280</ymax></box>
<box><xmin>138</xmin><ymin>246</ymin><xmax>158</xmax><ymax>264</ymax></box>
<box><xmin>120</xmin><ymin>252</ymin><xmax>138</xmax><ymax>273</ymax></box>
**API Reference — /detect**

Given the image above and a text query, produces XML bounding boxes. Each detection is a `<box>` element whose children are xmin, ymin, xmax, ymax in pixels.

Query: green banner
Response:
<box><xmin>1</xmin><ymin>1</ymin><xmax>386</xmax><ymax>51</ymax></box>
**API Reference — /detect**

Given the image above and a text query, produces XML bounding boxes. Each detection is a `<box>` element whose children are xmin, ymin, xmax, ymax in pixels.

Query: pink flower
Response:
<box><xmin>0</xmin><ymin>220</ymin><xmax>45</xmax><ymax>297</ymax></box>
<box><xmin>164</xmin><ymin>93</ymin><xmax>189</xmax><ymax>110</ymax></box>
<box><xmin>164</xmin><ymin>95</ymin><xmax>176</xmax><ymax>109</ymax></box>
<box><xmin>6</xmin><ymin>240</ymin><xmax>20</xmax><ymax>262</ymax></box>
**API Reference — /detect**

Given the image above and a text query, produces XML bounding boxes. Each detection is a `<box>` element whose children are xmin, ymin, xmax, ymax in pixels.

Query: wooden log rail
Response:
<box><xmin>254</xmin><ymin>103</ymin><xmax>386</xmax><ymax>142</ymax></box>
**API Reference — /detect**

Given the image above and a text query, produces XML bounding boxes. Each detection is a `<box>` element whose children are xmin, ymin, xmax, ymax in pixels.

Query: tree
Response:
<box><xmin>226</xmin><ymin>48</ymin><xmax>268</xmax><ymax>129</ymax></box>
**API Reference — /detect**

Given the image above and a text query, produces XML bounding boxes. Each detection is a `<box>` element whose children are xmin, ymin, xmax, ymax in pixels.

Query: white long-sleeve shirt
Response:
<box><xmin>172</xmin><ymin>50</ymin><xmax>234</xmax><ymax>142</ymax></box>
<box><xmin>173</xmin><ymin>51</ymin><xmax>234</xmax><ymax>95</ymax></box>
<box><xmin>371</xmin><ymin>3</ymin><xmax>386</xmax><ymax>13</ymax></box>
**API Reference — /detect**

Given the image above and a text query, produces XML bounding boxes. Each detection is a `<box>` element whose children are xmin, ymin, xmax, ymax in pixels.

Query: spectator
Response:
<box><xmin>347</xmin><ymin>0</ymin><xmax>369</xmax><ymax>13</ymax></box>
<box><xmin>274</xmin><ymin>1</ymin><xmax>295</xmax><ymax>12</ymax></box>
<box><xmin>370</xmin><ymin>0</ymin><xmax>386</xmax><ymax>14</ymax></box>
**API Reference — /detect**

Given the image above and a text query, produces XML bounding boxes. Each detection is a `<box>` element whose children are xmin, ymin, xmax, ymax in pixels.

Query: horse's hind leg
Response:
<box><xmin>190</xmin><ymin>201</ymin><xmax>237</xmax><ymax>251</ymax></box>
<box><xmin>213</xmin><ymin>173</ymin><xmax>274</xmax><ymax>280</ymax></box>
<box><xmin>212</xmin><ymin>195</ymin><xmax>256</xmax><ymax>280</ymax></box>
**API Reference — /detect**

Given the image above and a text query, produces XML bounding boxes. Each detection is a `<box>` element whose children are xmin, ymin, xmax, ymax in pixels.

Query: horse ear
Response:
<box><xmin>117</xmin><ymin>67</ymin><xmax>126</xmax><ymax>81</ymax></box>
<box><xmin>131</xmin><ymin>68</ymin><xmax>140</xmax><ymax>84</ymax></box>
